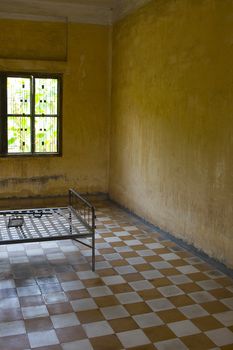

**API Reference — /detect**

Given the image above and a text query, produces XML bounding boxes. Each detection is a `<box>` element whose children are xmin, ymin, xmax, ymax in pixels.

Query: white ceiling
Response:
<box><xmin>0</xmin><ymin>0</ymin><xmax>151</xmax><ymax>24</ymax></box>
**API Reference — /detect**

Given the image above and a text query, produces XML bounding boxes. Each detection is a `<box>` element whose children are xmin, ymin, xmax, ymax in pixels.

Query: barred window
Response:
<box><xmin>0</xmin><ymin>73</ymin><xmax>62</xmax><ymax>156</ymax></box>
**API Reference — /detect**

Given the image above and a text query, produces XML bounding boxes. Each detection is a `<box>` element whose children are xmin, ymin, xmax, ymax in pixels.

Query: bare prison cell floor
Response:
<box><xmin>0</xmin><ymin>199</ymin><xmax>232</xmax><ymax>350</ymax></box>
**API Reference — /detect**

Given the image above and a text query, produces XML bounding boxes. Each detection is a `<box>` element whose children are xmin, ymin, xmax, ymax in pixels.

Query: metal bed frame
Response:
<box><xmin>0</xmin><ymin>189</ymin><xmax>96</xmax><ymax>270</ymax></box>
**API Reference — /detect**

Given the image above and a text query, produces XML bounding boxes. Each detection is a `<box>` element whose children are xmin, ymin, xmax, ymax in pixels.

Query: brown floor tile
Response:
<box><xmin>132</xmin><ymin>245</ymin><xmax>148</xmax><ymax>251</ymax></box>
<box><xmin>14</xmin><ymin>278</ymin><xmax>36</xmax><ymax>288</ymax></box>
<box><xmin>47</xmin><ymin>302</ymin><xmax>73</xmax><ymax>315</ymax></box>
<box><xmin>90</xmin><ymin>334</ymin><xmax>122</xmax><ymax>350</ymax></box>
<box><xmin>94</xmin><ymin>295</ymin><xmax>120</xmax><ymax>307</ymax></box>
<box><xmin>73</xmin><ymin>263</ymin><xmax>92</xmax><ymax>272</ymax></box>
<box><xmin>55</xmin><ymin>325</ymin><xmax>86</xmax><ymax>343</ymax></box>
<box><xmin>57</xmin><ymin>272</ymin><xmax>79</xmax><ymax>282</ymax></box>
<box><xmin>144</xmin><ymin>256</ymin><xmax>162</xmax><ymax>263</ymax></box>
<box><xmin>121</xmin><ymin>236</ymin><xmax>135</xmax><ymax>241</ymax></box>
<box><xmin>109</xmin><ymin>260</ymin><xmax>127</xmax><ymax>267</ymax></box>
<box><xmin>154</xmin><ymin>248</ymin><xmax>170</xmax><ymax>255</ymax></box>
<box><xmin>138</xmin><ymin>289</ymin><xmax>163</xmax><ymax>300</ymax></box>
<box><xmin>111</xmin><ymin>228</ymin><xmax>125</xmax><ymax>232</ymax></box>
<box><xmin>98</xmin><ymin>248</ymin><xmax>116</xmax><ymax>254</ymax></box>
<box><xmin>216</xmin><ymin>277</ymin><xmax>233</xmax><ymax>287</ymax></box>
<box><xmin>66</xmin><ymin>289</ymin><xmax>90</xmax><ymax>300</ymax></box>
<box><xmin>163</xmin><ymin>241</ymin><xmax>177</xmax><ymax>247</ymax></box>
<box><xmin>110</xmin><ymin>283</ymin><xmax>134</xmax><ymax>294</ymax></box>
<box><xmin>181</xmin><ymin>333</ymin><xmax>215</xmax><ymax>349</ymax></box>
<box><xmin>98</xmin><ymin>269</ymin><xmax>118</xmax><ymax>277</ymax></box>
<box><xmin>221</xmin><ymin>344</ymin><xmax>233</xmax><ymax>350</ymax></box>
<box><xmin>202</xmin><ymin>301</ymin><xmax>229</xmax><ymax>314</ymax></box>
<box><xmin>77</xmin><ymin>309</ymin><xmax>105</xmax><ymax>323</ymax></box>
<box><xmin>111</xmin><ymin>242</ymin><xmax>126</xmax><ymax>247</ymax></box>
<box><xmin>0</xmin><ymin>308</ymin><xmax>22</xmax><ymax>322</ymax></box>
<box><xmin>192</xmin><ymin>315</ymin><xmax>223</xmax><ymax>331</ymax></box>
<box><xmin>144</xmin><ymin>325</ymin><xmax>176</xmax><ymax>342</ymax></box>
<box><xmin>19</xmin><ymin>295</ymin><xmax>44</xmax><ymax>307</ymax></box>
<box><xmin>160</xmin><ymin>268</ymin><xmax>181</xmax><ymax>276</ymax></box>
<box><xmin>151</xmin><ymin>278</ymin><xmax>172</xmax><ymax>287</ymax></box>
<box><xmin>125</xmin><ymin>302</ymin><xmax>152</xmax><ymax>315</ymax></box>
<box><xmin>0</xmin><ymin>334</ymin><xmax>30</xmax><ymax>350</ymax></box>
<box><xmin>83</xmin><ymin>278</ymin><xmax>105</xmax><ymax>288</ymax></box>
<box><xmin>179</xmin><ymin>282</ymin><xmax>202</xmax><ymax>293</ymax></box>
<box><xmin>177</xmin><ymin>251</ymin><xmax>192</xmax><ymax>259</ymax></box>
<box><xmin>189</xmin><ymin>272</ymin><xmax>209</xmax><ymax>281</ymax></box>
<box><xmin>135</xmin><ymin>264</ymin><xmax>154</xmax><ymax>272</ymax></box>
<box><xmin>101</xmin><ymin>220</ymin><xmax>113</xmax><ymax>225</ymax></box>
<box><xmin>95</xmin><ymin>236</ymin><xmax>105</xmax><ymax>241</ymax></box>
<box><xmin>142</xmin><ymin>238</ymin><xmax>159</xmax><ymax>243</ymax></box>
<box><xmin>25</xmin><ymin>316</ymin><xmax>53</xmax><ymax>332</ymax></box>
<box><xmin>121</xmin><ymin>252</ymin><xmax>138</xmax><ymax>258</ymax></box>
<box><xmin>130</xmin><ymin>345</ymin><xmax>155</xmax><ymax>350</ymax></box>
<box><xmin>169</xmin><ymin>259</ymin><xmax>186</xmax><ymax>267</ymax></box>
<box><xmin>124</xmin><ymin>273</ymin><xmax>145</xmax><ymax>282</ymax></box>
<box><xmin>169</xmin><ymin>295</ymin><xmax>195</xmax><ymax>307</ymax></box>
<box><xmin>210</xmin><ymin>288</ymin><xmax>233</xmax><ymax>299</ymax></box>
<box><xmin>0</xmin><ymin>288</ymin><xmax>17</xmax><ymax>298</ymax></box>
<box><xmin>109</xmin><ymin>317</ymin><xmax>139</xmax><ymax>332</ymax></box>
<box><xmin>157</xmin><ymin>309</ymin><xmax>186</xmax><ymax>323</ymax></box>
<box><xmin>195</xmin><ymin>263</ymin><xmax>212</xmax><ymax>272</ymax></box>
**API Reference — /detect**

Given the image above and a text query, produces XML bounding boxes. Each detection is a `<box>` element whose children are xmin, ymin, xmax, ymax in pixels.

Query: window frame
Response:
<box><xmin>0</xmin><ymin>72</ymin><xmax>62</xmax><ymax>157</ymax></box>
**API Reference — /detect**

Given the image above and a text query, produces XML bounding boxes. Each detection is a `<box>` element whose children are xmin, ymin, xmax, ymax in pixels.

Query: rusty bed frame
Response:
<box><xmin>0</xmin><ymin>189</ymin><xmax>96</xmax><ymax>270</ymax></box>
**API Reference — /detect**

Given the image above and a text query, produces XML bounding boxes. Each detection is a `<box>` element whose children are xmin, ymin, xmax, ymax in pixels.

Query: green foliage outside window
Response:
<box><xmin>4</xmin><ymin>75</ymin><xmax>60</xmax><ymax>154</ymax></box>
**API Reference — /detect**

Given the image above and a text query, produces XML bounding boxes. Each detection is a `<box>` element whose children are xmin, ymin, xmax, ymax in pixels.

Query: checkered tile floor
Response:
<box><xmin>0</xmin><ymin>199</ymin><xmax>233</xmax><ymax>350</ymax></box>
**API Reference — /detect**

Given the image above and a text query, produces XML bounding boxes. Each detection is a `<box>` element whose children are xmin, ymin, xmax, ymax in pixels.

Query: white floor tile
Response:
<box><xmin>179</xmin><ymin>304</ymin><xmax>209</xmax><ymax>319</ymax></box>
<box><xmin>0</xmin><ymin>320</ymin><xmax>26</xmax><ymax>337</ymax></box>
<box><xmin>168</xmin><ymin>320</ymin><xmax>200</xmax><ymax>337</ymax></box>
<box><xmin>213</xmin><ymin>311</ymin><xmax>233</xmax><ymax>326</ymax></box>
<box><xmin>116</xmin><ymin>292</ymin><xmax>143</xmax><ymax>304</ymax></box>
<box><xmin>83</xmin><ymin>321</ymin><xmax>114</xmax><ymax>338</ymax></box>
<box><xmin>158</xmin><ymin>285</ymin><xmax>184</xmax><ymax>297</ymax></box>
<box><xmin>62</xmin><ymin>339</ymin><xmax>94</xmax><ymax>350</ymax></box>
<box><xmin>101</xmin><ymin>305</ymin><xmax>129</xmax><ymax>320</ymax></box>
<box><xmin>155</xmin><ymin>338</ymin><xmax>188</xmax><ymax>350</ymax></box>
<box><xmin>87</xmin><ymin>286</ymin><xmax>113</xmax><ymax>297</ymax></box>
<box><xmin>51</xmin><ymin>313</ymin><xmax>80</xmax><ymax>328</ymax></box>
<box><xmin>129</xmin><ymin>280</ymin><xmax>153</xmax><ymax>291</ymax></box>
<box><xmin>71</xmin><ymin>298</ymin><xmax>98</xmax><ymax>311</ymax></box>
<box><xmin>189</xmin><ymin>291</ymin><xmax>216</xmax><ymax>303</ymax></box>
<box><xmin>147</xmin><ymin>298</ymin><xmax>175</xmax><ymax>312</ymax></box>
<box><xmin>206</xmin><ymin>328</ymin><xmax>233</xmax><ymax>346</ymax></box>
<box><xmin>28</xmin><ymin>330</ymin><xmax>59</xmax><ymax>348</ymax></box>
<box><xmin>133</xmin><ymin>312</ymin><xmax>163</xmax><ymax>328</ymax></box>
<box><xmin>117</xmin><ymin>329</ymin><xmax>150</xmax><ymax>348</ymax></box>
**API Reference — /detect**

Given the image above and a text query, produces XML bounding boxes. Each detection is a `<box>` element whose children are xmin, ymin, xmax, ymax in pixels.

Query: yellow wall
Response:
<box><xmin>0</xmin><ymin>19</ymin><xmax>67</xmax><ymax>60</ymax></box>
<box><xmin>0</xmin><ymin>2</ymin><xmax>232</xmax><ymax>267</ymax></box>
<box><xmin>0</xmin><ymin>20</ymin><xmax>110</xmax><ymax>198</ymax></box>
<box><xmin>110</xmin><ymin>0</ymin><xmax>233</xmax><ymax>267</ymax></box>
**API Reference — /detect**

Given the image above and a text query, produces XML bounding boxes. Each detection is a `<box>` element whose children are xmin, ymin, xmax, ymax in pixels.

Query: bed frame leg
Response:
<box><xmin>92</xmin><ymin>232</ymin><xmax>95</xmax><ymax>272</ymax></box>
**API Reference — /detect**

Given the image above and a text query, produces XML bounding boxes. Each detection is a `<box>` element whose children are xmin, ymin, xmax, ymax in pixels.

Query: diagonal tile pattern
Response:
<box><xmin>0</xmin><ymin>199</ymin><xmax>232</xmax><ymax>349</ymax></box>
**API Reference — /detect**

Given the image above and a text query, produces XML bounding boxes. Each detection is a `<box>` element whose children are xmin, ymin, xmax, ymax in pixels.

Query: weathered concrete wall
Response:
<box><xmin>0</xmin><ymin>20</ymin><xmax>110</xmax><ymax>198</ymax></box>
<box><xmin>110</xmin><ymin>0</ymin><xmax>233</xmax><ymax>267</ymax></box>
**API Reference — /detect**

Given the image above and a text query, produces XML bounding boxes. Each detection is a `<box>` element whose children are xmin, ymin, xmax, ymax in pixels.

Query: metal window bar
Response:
<box><xmin>0</xmin><ymin>189</ymin><xmax>96</xmax><ymax>271</ymax></box>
